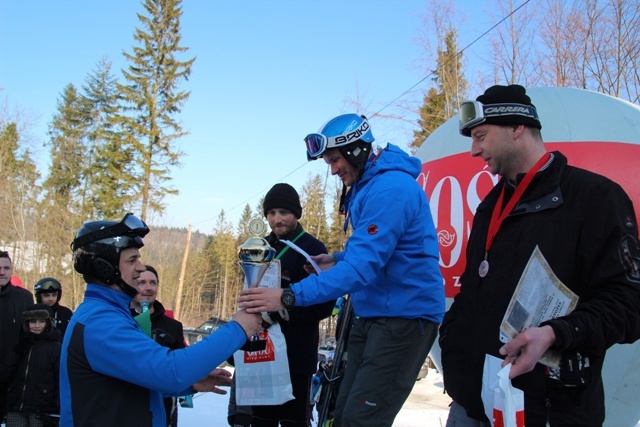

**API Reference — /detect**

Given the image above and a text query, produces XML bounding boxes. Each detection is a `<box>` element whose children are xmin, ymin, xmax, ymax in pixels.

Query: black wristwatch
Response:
<box><xmin>281</xmin><ymin>289</ymin><xmax>296</xmax><ymax>308</ymax></box>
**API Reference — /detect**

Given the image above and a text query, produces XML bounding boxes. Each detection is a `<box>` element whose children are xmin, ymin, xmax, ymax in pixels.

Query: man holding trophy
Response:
<box><xmin>240</xmin><ymin>114</ymin><xmax>445</xmax><ymax>427</ymax></box>
<box><xmin>234</xmin><ymin>183</ymin><xmax>334</xmax><ymax>427</ymax></box>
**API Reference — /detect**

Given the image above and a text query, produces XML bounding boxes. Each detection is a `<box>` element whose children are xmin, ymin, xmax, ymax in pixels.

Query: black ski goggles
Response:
<box><xmin>72</xmin><ymin>213</ymin><xmax>150</xmax><ymax>251</ymax></box>
<box><xmin>459</xmin><ymin>101</ymin><xmax>539</xmax><ymax>136</ymax></box>
<box><xmin>36</xmin><ymin>280</ymin><xmax>61</xmax><ymax>292</ymax></box>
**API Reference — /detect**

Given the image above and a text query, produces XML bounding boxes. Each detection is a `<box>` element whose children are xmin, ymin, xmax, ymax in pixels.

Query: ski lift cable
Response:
<box><xmin>194</xmin><ymin>0</ymin><xmax>530</xmax><ymax>228</ymax></box>
<box><xmin>370</xmin><ymin>0</ymin><xmax>532</xmax><ymax>119</ymax></box>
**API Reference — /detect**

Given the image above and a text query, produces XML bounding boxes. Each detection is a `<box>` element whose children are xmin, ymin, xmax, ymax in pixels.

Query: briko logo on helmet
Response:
<box><xmin>334</xmin><ymin>120</ymin><xmax>370</xmax><ymax>146</ymax></box>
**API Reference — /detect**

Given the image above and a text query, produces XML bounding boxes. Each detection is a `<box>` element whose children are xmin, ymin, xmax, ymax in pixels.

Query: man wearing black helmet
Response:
<box><xmin>59</xmin><ymin>213</ymin><xmax>263</xmax><ymax>427</ymax></box>
<box><xmin>240</xmin><ymin>115</ymin><xmax>445</xmax><ymax>427</ymax></box>
<box><xmin>35</xmin><ymin>277</ymin><xmax>73</xmax><ymax>337</ymax></box>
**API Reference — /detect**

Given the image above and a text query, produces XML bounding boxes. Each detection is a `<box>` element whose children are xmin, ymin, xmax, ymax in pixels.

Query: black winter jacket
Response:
<box><xmin>0</xmin><ymin>284</ymin><xmax>34</xmax><ymax>382</ymax></box>
<box><xmin>6</xmin><ymin>329</ymin><xmax>62</xmax><ymax>415</ymax></box>
<box><xmin>130</xmin><ymin>300</ymin><xmax>186</xmax><ymax>351</ymax></box>
<box><xmin>266</xmin><ymin>223</ymin><xmax>335</xmax><ymax>375</ymax></box>
<box><xmin>51</xmin><ymin>303</ymin><xmax>73</xmax><ymax>338</ymax></box>
<box><xmin>439</xmin><ymin>152</ymin><xmax>640</xmax><ymax>426</ymax></box>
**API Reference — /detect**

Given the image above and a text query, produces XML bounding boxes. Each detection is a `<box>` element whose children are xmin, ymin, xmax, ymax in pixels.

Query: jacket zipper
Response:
<box><xmin>19</xmin><ymin>346</ymin><xmax>33</xmax><ymax>411</ymax></box>
<box><xmin>545</xmin><ymin>397</ymin><xmax>551</xmax><ymax>427</ymax></box>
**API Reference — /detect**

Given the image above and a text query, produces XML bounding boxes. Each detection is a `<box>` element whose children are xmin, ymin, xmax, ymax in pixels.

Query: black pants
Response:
<box><xmin>252</xmin><ymin>374</ymin><xmax>311</xmax><ymax>427</ymax></box>
<box><xmin>0</xmin><ymin>381</ymin><xmax>7</xmax><ymax>422</ymax></box>
<box><xmin>333</xmin><ymin>317</ymin><xmax>438</xmax><ymax>427</ymax></box>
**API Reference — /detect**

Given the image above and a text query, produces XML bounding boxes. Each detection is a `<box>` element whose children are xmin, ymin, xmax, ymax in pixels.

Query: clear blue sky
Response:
<box><xmin>0</xmin><ymin>0</ymin><xmax>491</xmax><ymax>233</ymax></box>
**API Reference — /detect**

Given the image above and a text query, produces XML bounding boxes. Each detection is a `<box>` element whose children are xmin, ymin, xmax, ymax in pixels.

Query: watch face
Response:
<box><xmin>282</xmin><ymin>290</ymin><xmax>295</xmax><ymax>307</ymax></box>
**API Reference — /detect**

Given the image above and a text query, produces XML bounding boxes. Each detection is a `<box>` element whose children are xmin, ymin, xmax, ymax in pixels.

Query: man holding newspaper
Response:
<box><xmin>439</xmin><ymin>84</ymin><xmax>640</xmax><ymax>426</ymax></box>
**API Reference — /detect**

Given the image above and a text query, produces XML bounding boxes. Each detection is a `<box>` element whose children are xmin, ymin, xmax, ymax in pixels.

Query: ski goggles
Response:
<box><xmin>459</xmin><ymin>101</ymin><xmax>539</xmax><ymax>136</ymax></box>
<box><xmin>72</xmin><ymin>213</ymin><xmax>150</xmax><ymax>250</ymax></box>
<box><xmin>305</xmin><ymin>133</ymin><xmax>328</xmax><ymax>160</ymax></box>
<box><xmin>36</xmin><ymin>280</ymin><xmax>61</xmax><ymax>292</ymax></box>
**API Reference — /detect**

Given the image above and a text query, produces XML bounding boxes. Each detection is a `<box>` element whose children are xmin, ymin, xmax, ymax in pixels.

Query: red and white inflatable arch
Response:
<box><xmin>415</xmin><ymin>87</ymin><xmax>640</xmax><ymax>427</ymax></box>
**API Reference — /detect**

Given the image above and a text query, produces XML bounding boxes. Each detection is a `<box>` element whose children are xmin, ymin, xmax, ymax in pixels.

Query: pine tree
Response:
<box><xmin>0</xmin><ymin>122</ymin><xmax>19</xmax><ymax>184</ymax></box>
<box><xmin>300</xmin><ymin>174</ymin><xmax>328</xmax><ymax>243</ymax></box>
<box><xmin>209</xmin><ymin>210</ymin><xmax>239</xmax><ymax>319</ymax></box>
<box><xmin>118</xmin><ymin>0</ymin><xmax>196</xmax><ymax>220</ymax></box>
<box><xmin>236</xmin><ymin>204</ymin><xmax>254</xmax><ymax>244</ymax></box>
<box><xmin>0</xmin><ymin>122</ymin><xmax>40</xmax><ymax>246</ymax></box>
<box><xmin>83</xmin><ymin>57</ymin><xmax>137</xmax><ymax>218</ymax></box>
<box><xmin>325</xmin><ymin>185</ymin><xmax>350</xmax><ymax>255</ymax></box>
<box><xmin>411</xmin><ymin>29</ymin><xmax>467</xmax><ymax>154</ymax></box>
<box><xmin>43</xmin><ymin>84</ymin><xmax>88</xmax><ymax>213</ymax></box>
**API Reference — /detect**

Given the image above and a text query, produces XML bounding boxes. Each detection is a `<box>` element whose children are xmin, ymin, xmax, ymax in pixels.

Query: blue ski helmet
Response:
<box><xmin>304</xmin><ymin>114</ymin><xmax>375</xmax><ymax>163</ymax></box>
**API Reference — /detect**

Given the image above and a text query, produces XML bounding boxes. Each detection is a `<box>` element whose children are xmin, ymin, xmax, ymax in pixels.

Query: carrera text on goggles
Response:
<box><xmin>459</xmin><ymin>101</ymin><xmax>539</xmax><ymax>136</ymax></box>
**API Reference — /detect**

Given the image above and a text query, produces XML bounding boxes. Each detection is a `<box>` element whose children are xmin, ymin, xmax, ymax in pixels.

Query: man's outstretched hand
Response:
<box><xmin>193</xmin><ymin>368</ymin><xmax>233</xmax><ymax>394</ymax></box>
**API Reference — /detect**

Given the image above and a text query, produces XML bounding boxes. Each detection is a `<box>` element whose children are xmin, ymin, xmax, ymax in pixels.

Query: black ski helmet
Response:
<box><xmin>71</xmin><ymin>213</ymin><xmax>149</xmax><ymax>296</ymax></box>
<box><xmin>34</xmin><ymin>277</ymin><xmax>62</xmax><ymax>304</ymax></box>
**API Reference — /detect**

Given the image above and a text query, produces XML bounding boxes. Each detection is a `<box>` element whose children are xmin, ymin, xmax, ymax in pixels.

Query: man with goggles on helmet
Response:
<box><xmin>439</xmin><ymin>84</ymin><xmax>640</xmax><ymax>426</ymax></box>
<box><xmin>240</xmin><ymin>114</ymin><xmax>445</xmax><ymax>427</ymax></box>
<box><xmin>60</xmin><ymin>213</ymin><xmax>263</xmax><ymax>427</ymax></box>
<box><xmin>35</xmin><ymin>277</ymin><xmax>73</xmax><ymax>337</ymax></box>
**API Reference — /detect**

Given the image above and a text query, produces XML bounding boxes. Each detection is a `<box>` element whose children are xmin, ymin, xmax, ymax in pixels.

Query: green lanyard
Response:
<box><xmin>275</xmin><ymin>230</ymin><xmax>305</xmax><ymax>260</ymax></box>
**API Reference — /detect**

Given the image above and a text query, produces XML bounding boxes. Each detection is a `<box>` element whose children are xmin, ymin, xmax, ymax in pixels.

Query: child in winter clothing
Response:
<box><xmin>4</xmin><ymin>303</ymin><xmax>62</xmax><ymax>427</ymax></box>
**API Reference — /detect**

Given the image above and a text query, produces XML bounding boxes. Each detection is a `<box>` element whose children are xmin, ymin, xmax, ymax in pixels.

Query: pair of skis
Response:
<box><xmin>313</xmin><ymin>296</ymin><xmax>354</xmax><ymax>427</ymax></box>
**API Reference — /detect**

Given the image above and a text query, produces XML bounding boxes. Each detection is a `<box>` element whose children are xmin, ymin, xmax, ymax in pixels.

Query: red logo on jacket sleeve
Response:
<box><xmin>368</xmin><ymin>225</ymin><xmax>378</xmax><ymax>235</ymax></box>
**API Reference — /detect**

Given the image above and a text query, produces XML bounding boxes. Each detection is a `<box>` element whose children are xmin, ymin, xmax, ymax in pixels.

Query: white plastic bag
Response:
<box><xmin>482</xmin><ymin>355</ymin><xmax>525</xmax><ymax>427</ymax></box>
<box><xmin>234</xmin><ymin>322</ymin><xmax>294</xmax><ymax>406</ymax></box>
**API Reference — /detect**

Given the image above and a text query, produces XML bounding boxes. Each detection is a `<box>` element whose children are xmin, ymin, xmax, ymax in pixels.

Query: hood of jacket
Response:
<box><xmin>358</xmin><ymin>143</ymin><xmax>421</xmax><ymax>187</ymax></box>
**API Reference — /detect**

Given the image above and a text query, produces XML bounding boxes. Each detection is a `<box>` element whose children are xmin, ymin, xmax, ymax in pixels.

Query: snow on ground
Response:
<box><xmin>178</xmin><ymin>366</ymin><xmax>640</xmax><ymax>427</ymax></box>
<box><xmin>179</xmin><ymin>368</ymin><xmax>450</xmax><ymax>427</ymax></box>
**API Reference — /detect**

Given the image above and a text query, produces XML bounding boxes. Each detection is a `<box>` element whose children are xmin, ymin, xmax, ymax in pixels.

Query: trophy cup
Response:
<box><xmin>237</xmin><ymin>218</ymin><xmax>276</xmax><ymax>351</ymax></box>
<box><xmin>238</xmin><ymin>218</ymin><xmax>276</xmax><ymax>288</ymax></box>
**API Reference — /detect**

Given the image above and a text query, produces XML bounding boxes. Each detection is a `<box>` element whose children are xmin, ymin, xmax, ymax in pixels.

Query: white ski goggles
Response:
<box><xmin>305</xmin><ymin>133</ymin><xmax>329</xmax><ymax>160</ymax></box>
<box><xmin>459</xmin><ymin>101</ymin><xmax>539</xmax><ymax>136</ymax></box>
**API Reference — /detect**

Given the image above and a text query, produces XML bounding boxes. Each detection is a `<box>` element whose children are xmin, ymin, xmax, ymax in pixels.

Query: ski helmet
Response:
<box><xmin>71</xmin><ymin>213</ymin><xmax>149</xmax><ymax>296</ymax></box>
<box><xmin>304</xmin><ymin>113</ymin><xmax>374</xmax><ymax>172</ymax></box>
<box><xmin>34</xmin><ymin>277</ymin><xmax>62</xmax><ymax>304</ymax></box>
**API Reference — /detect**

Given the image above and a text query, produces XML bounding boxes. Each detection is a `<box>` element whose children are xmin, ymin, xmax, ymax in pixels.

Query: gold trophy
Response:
<box><xmin>237</xmin><ymin>218</ymin><xmax>275</xmax><ymax>351</ymax></box>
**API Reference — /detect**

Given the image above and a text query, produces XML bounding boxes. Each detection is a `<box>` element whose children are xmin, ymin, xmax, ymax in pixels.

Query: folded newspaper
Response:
<box><xmin>499</xmin><ymin>245</ymin><xmax>579</xmax><ymax>368</ymax></box>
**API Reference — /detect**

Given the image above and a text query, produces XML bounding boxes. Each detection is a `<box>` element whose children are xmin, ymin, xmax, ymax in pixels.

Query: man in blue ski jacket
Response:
<box><xmin>240</xmin><ymin>114</ymin><xmax>445</xmax><ymax>427</ymax></box>
<box><xmin>60</xmin><ymin>213</ymin><xmax>262</xmax><ymax>427</ymax></box>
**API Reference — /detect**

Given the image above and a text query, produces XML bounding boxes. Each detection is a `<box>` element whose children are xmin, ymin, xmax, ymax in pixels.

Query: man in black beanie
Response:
<box><xmin>263</xmin><ymin>183</ymin><xmax>303</xmax><ymax>220</ymax></box>
<box><xmin>232</xmin><ymin>183</ymin><xmax>334</xmax><ymax>427</ymax></box>
<box><xmin>440</xmin><ymin>84</ymin><xmax>640</xmax><ymax>426</ymax></box>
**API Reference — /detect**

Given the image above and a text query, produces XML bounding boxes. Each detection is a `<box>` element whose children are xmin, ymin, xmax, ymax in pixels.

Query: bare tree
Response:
<box><xmin>487</xmin><ymin>0</ymin><xmax>541</xmax><ymax>86</ymax></box>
